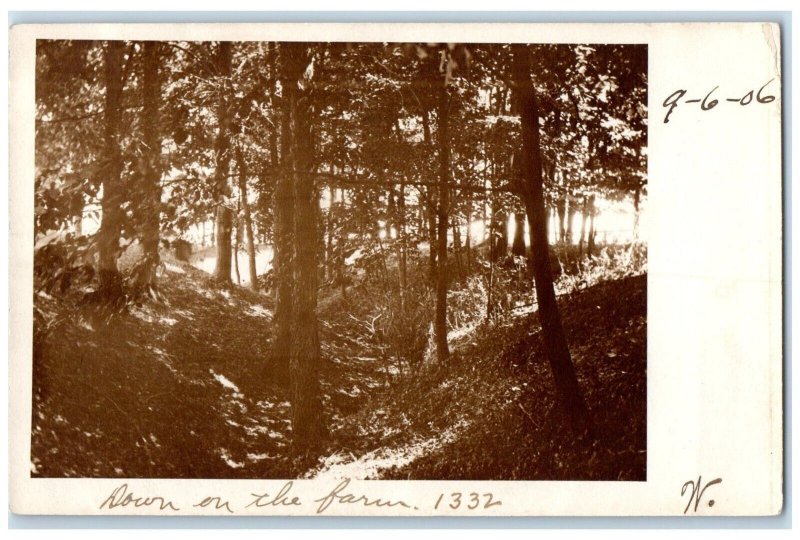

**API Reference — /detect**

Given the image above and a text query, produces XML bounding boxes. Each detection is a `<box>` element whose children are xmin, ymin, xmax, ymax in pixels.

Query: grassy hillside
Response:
<box><xmin>32</xmin><ymin>256</ymin><xmax>646</xmax><ymax>480</ymax></box>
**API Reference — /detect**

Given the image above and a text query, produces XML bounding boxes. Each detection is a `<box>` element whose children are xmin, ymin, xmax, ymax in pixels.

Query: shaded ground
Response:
<box><xmin>310</xmin><ymin>274</ymin><xmax>646</xmax><ymax>481</ymax></box>
<box><xmin>31</xmin><ymin>258</ymin><xmax>646</xmax><ymax>480</ymax></box>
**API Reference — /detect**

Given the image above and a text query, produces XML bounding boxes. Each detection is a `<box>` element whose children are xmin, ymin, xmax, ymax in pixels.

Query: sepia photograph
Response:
<box><xmin>29</xmin><ymin>37</ymin><xmax>648</xmax><ymax>483</ymax></box>
<box><xmin>7</xmin><ymin>15</ymin><xmax>787</xmax><ymax>518</ymax></box>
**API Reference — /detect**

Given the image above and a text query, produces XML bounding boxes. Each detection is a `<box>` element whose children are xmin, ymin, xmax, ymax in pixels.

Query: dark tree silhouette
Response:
<box><xmin>96</xmin><ymin>40</ymin><xmax>126</xmax><ymax>296</ymax></box>
<box><xmin>134</xmin><ymin>40</ymin><xmax>163</xmax><ymax>293</ymax></box>
<box><xmin>281</xmin><ymin>42</ymin><xmax>326</xmax><ymax>449</ymax></box>
<box><xmin>434</xmin><ymin>51</ymin><xmax>452</xmax><ymax>364</ymax></box>
<box><xmin>213</xmin><ymin>41</ymin><xmax>234</xmax><ymax>285</ymax></box>
<box><xmin>513</xmin><ymin>44</ymin><xmax>590</xmax><ymax>432</ymax></box>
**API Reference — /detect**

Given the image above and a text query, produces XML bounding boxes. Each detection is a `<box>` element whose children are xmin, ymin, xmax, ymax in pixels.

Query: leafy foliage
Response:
<box><xmin>33</xmin><ymin>39</ymin><xmax>648</xmax><ymax>476</ymax></box>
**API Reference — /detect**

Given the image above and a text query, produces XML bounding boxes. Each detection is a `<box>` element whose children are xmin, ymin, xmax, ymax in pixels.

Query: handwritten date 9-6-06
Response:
<box><xmin>662</xmin><ymin>79</ymin><xmax>777</xmax><ymax>123</ymax></box>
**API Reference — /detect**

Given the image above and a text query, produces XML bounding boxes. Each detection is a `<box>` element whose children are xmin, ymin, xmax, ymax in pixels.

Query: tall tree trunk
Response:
<box><xmin>282</xmin><ymin>42</ymin><xmax>325</xmax><ymax>449</ymax></box>
<box><xmin>434</xmin><ymin>70</ymin><xmax>451</xmax><ymax>363</ymax></box>
<box><xmin>213</xmin><ymin>42</ymin><xmax>233</xmax><ymax>285</ymax></box>
<box><xmin>96</xmin><ymin>40</ymin><xmax>126</xmax><ymax>295</ymax></box>
<box><xmin>452</xmin><ymin>217</ymin><xmax>463</xmax><ymax>282</ymax></box>
<box><xmin>631</xmin><ymin>186</ymin><xmax>641</xmax><ymax>266</ymax></box>
<box><xmin>513</xmin><ymin>45</ymin><xmax>589</xmax><ymax>432</ymax></box>
<box><xmin>233</xmin><ymin>216</ymin><xmax>241</xmax><ymax>285</ymax></box>
<box><xmin>267</xmin><ymin>42</ymin><xmax>280</xmax><ymax>169</ymax></box>
<box><xmin>427</xmin><ymin>198</ymin><xmax>437</xmax><ymax>278</ymax></box>
<box><xmin>386</xmin><ymin>182</ymin><xmax>395</xmax><ymax>238</ymax></box>
<box><xmin>421</xmin><ymin>108</ymin><xmax>437</xmax><ymax>280</ymax></box>
<box><xmin>272</xmin><ymin>45</ymin><xmax>295</xmax><ymax>385</ymax></box>
<box><xmin>494</xmin><ymin>209</ymin><xmax>508</xmax><ymax>261</ymax></box>
<box><xmin>135</xmin><ymin>41</ymin><xmax>163</xmax><ymax>293</ymax></box>
<box><xmin>392</xmin><ymin>119</ymin><xmax>409</xmax><ymax>307</ymax></box>
<box><xmin>632</xmin><ymin>186</ymin><xmax>641</xmax><ymax>242</ymax></box>
<box><xmin>566</xmin><ymin>199</ymin><xmax>577</xmax><ymax>246</ymax></box>
<box><xmin>487</xmin><ymin>192</ymin><xmax>496</xmax><ymax>318</ymax></box>
<box><xmin>398</xmin><ymin>180</ymin><xmax>408</xmax><ymax>311</ymax></box>
<box><xmin>324</xmin><ymin>184</ymin><xmax>335</xmax><ymax>283</ymax></box>
<box><xmin>482</xmin><ymin>155</ymin><xmax>490</xmax><ymax>244</ymax></box>
<box><xmin>333</xmin><ymin>198</ymin><xmax>348</xmax><ymax>301</ymax></box>
<box><xmin>464</xmin><ymin>206</ymin><xmax>472</xmax><ymax>274</ymax></box>
<box><xmin>578</xmin><ymin>196</ymin><xmax>588</xmax><ymax>258</ymax></box>
<box><xmin>235</xmin><ymin>145</ymin><xmax>258</xmax><ymax>290</ymax></box>
<box><xmin>264</xmin><ymin>39</ymin><xmax>280</xmax><ymax>253</ymax></box>
<box><xmin>587</xmin><ymin>194</ymin><xmax>596</xmax><ymax>257</ymax></box>
<box><xmin>556</xmin><ymin>197</ymin><xmax>567</xmax><ymax>244</ymax></box>
<box><xmin>511</xmin><ymin>210</ymin><xmax>526</xmax><ymax>256</ymax></box>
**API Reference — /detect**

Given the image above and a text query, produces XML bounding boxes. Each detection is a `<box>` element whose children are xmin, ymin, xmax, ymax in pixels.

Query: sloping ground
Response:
<box><xmin>32</xmin><ymin>259</ymin><xmax>408</xmax><ymax>478</ymax></box>
<box><xmin>32</xmin><ymin>262</ymin><xmax>292</xmax><ymax>478</ymax></box>
<box><xmin>308</xmin><ymin>274</ymin><xmax>647</xmax><ymax>481</ymax></box>
<box><xmin>32</xmin><ymin>260</ymin><xmax>645</xmax><ymax>481</ymax></box>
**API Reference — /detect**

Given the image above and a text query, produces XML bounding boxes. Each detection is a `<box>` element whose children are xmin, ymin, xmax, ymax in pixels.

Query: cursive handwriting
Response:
<box><xmin>194</xmin><ymin>495</ymin><xmax>234</xmax><ymax>514</ymax></box>
<box><xmin>96</xmin><ymin>479</ymin><xmax>510</xmax><ymax>515</ymax></box>
<box><xmin>662</xmin><ymin>79</ymin><xmax>776</xmax><ymax>123</ymax></box>
<box><xmin>681</xmin><ymin>475</ymin><xmax>722</xmax><ymax>514</ymax></box>
<box><xmin>314</xmin><ymin>478</ymin><xmax>415</xmax><ymax>514</ymax></box>
<box><xmin>246</xmin><ymin>481</ymin><xmax>302</xmax><ymax>509</ymax></box>
<box><xmin>100</xmin><ymin>483</ymin><xmax>180</xmax><ymax>512</ymax></box>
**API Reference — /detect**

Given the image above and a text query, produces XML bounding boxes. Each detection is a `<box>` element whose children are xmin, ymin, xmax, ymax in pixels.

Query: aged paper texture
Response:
<box><xmin>9</xmin><ymin>21</ymin><xmax>782</xmax><ymax>516</ymax></box>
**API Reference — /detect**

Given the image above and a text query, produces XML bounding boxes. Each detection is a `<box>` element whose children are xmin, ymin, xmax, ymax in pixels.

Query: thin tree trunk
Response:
<box><xmin>513</xmin><ymin>44</ymin><xmax>589</xmax><ymax>433</ymax></box>
<box><xmin>464</xmin><ymin>206</ymin><xmax>472</xmax><ymax>274</ymax></box>
<box><xmin>578</xmin><ymin>196</ymin><xmax>588</xmax><ymax>258</ymax></box>
<box><xmin>427</xmin><ymin>198</ymin><xmax>437</xmax><ymax>278</ymax></box>
<box><xmin>434</xmin><ymin>68</ymin><xmax>451</xmax><ymax>363</ymax></box>
<box><xmin>135</xmin><ymin>40</ymin><xmax>162</xmax><ymax>293</ymax></box>
<box><xmin>494</xmin><ymin>210</ymin><xmax>508</xmax><ymax>261</ymax></box>
<box><xmin>233</xmin><ymin>215</ymin><xmax>241</xmax><ymax>285</ymax></box>
<box><xmin>267</xmin><ymin>42</ymin><xmax>280</xmax><ymax>172</ymax></box>
<box><xmin>391</xmin><ymin>119</ymin><xmax>409</xmax><ymax>305</ymax></box>
<box><xmin>557</xmin><ymin>197</ymin><xmax>567</xmax><ymax>244</ymax></box>
<box><xmin>566</xmin><ymin>200</ymin><xmax>577</xmax><ymax>246</ymax></box>
<box><xmin>452</xmin><ymin>217</ymin><xmax>463</xmax><ymax>282</ymax></box>
<box><xmin>235</xmin><ymin>145</ymin><xmax>258</xmax><ymax>290</ymax></box>
<box><xmin>386</xmin><ymin>182</ymin><xmax>396</xmax><ymax>238</ymax></box>
<box><xmin>324</xmin><ymin>184</ymin><xmax>335</xmax><ymax>283</ymax></box>
<box><xmin>632</xmin><ymin>186</ymin><xmax>641</xmax><ymax>242</ymax></box>
<box><xmin>96</xmin><ymin>40</ymin><xmax>126</xmax><ymax>295</ymax></box>
<box><xmin>587</xmin><ymin>194</ymin><xmax>596</xmax><ymax>257</ymax></box>
<box><xmin>487</xmin><ymin>189</ymin><xmax>495</xmax><ymax>318</ymax></box>
<box><xmin>482</xmin><ymin>154</ymin><xmax>490</xmax><ymax>244</ymax></box>
<box><xmin>421</xmin><ymin>108</ymin><xmax>437</xmax><ymax>280</ymax></box>
<box><xmin>376</xmin><ymin>234</ymin><xmax>391</xmax><ymax>290</ymax></box>
<box><xmin>512</xmin><ymin>210</ymin><xmax>526</xmax><ymax>256</ymax></box>
<box><xmin>213</xmin><ymin>42</ymin><xmax>233</xmax><ymax>285</ymax></box>
<box><xmin>398</xmin><ymin>180</ymin><xmax>407</xmax><ymax>311</ymax></box>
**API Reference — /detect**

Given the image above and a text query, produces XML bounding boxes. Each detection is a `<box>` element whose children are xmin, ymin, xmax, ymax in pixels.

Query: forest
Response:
<box><xmin>32</xmin><ymin>40</ymin><xmax>648</xmax><ymax>480</ymax></box>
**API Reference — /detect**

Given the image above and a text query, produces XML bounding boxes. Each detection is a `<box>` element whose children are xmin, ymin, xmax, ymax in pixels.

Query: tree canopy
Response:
<box><xmin>34</xmin><ymin>40</ymin><xmax>647</xmax><ymax>463</ymax></box>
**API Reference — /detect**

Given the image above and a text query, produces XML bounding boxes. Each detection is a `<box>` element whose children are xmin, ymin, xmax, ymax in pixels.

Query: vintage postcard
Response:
<box><xmin>8</xmin><ymin>22</ymin><xmax>782</xmax><ymax>516</ymax></box>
